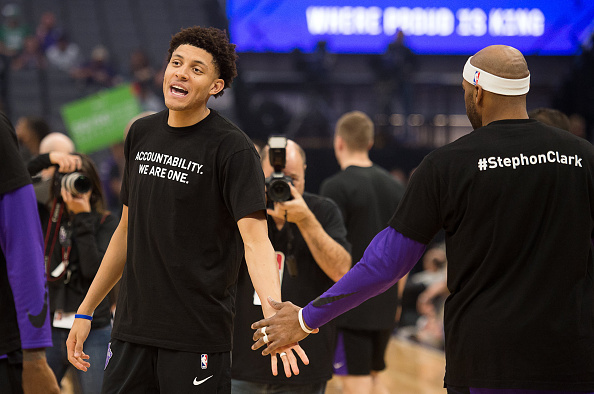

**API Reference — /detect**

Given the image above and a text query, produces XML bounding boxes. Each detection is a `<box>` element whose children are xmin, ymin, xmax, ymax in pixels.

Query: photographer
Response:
<box><xmin>232</xmin><ymin>139</ymin><xmax>352</xmax><ymax>393</ymax></box>
<box><xmin>28</xmin><ymin>152</ymin><xmax>117</xmax><ymax>394</ymax></box>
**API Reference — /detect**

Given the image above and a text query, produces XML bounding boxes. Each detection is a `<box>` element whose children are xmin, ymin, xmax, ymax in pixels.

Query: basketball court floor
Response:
<box><xmin>327</xmin><ymin>337</ymin><xmax>446</xmax><ymax>394</ymax></box>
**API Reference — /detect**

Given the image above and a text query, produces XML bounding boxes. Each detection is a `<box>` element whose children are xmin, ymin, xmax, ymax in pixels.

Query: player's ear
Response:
<box><xmin>475</xmin><ymin>85</ymin><xmax>484</xmax><ymax>106</ymax></box>
<box><xmin>210</xmin><ymin>79</ymin><xmax>224</xmax><ymax>96</ymax></box>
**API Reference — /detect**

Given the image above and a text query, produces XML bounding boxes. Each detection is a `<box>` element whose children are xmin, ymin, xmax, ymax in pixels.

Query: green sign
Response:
<box><xmin>61</xmin><ymin>84</ymin><xmax>142</xmax><ymax>153</ymax></box>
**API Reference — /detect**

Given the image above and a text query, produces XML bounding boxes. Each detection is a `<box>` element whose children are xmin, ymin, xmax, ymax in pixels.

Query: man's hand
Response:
<box><xmin>66</xmin><ymin>318</ymin><xmax>92</xmax><ymax>371</ymax></box>
<box><xmin>251</xmin><ymin>297</ymin><xmax>318</xmax><ymax>356</ymax></box>
<box><xmin>267</xmin><ymin>184</ymin><xmax>312</xmax><ymax>224</ymax></box>
<box><xmin>22</xmin><ymin>349</ymin><xmax>60</xmax><ymax>394</ymax></box>
<box><xmin>49</xmin><ymin>152</ymin><xmax>81</xmax><ymax>173</ymax></box>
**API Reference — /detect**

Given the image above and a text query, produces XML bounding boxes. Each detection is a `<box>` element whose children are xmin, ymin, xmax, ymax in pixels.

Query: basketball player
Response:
<box><xmin>66</xmin><ymin>26</ymin><xmax>304</xmax><ymax>393</ymax></box>
<box><xmin>252</xmin><ymin>45</ymin><xmax>594</xmax><ymax>393</ymax></box>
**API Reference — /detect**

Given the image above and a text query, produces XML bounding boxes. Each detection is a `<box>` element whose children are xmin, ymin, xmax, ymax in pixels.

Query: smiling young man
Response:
<box><xmin>65</xmin><ymin>27</ymin><xmax>291</xmax><ymax>393</ymax></box>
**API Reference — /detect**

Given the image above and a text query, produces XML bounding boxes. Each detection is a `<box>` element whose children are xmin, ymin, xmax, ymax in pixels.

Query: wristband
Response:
<box><xmin>74</xmin><ymin>314</ymin><xmax>93</xmax><ymax>321</ymax></box>
<box><xmin>298</xmin><ymin>308</ymin><xmax>314</xmax><ymax>334</ymax></box>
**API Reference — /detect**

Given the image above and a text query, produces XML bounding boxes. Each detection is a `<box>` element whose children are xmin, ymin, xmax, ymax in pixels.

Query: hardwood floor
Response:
<box><xmin>326</xmin><ymin>337</ymin><xmax>446</xmax><ymax>394</ymax></box>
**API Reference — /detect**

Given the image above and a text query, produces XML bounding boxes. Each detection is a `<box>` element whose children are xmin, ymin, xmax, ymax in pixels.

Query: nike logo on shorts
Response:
<box><xmin>193</xmin><ymin>375</ymin><xmax>213</xmax><ymax>386</ymax></box>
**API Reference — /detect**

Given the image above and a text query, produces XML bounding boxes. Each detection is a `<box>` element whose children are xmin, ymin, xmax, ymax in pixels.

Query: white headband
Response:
<box><xmin>463</xmin><ymin>56</ymin><xmax>530</xmax><ymax>96</ymax></box>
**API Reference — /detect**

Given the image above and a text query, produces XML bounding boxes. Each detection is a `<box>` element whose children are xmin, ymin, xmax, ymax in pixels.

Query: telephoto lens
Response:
<box><xmin>61</xmin><ymin>172</ymin><xmax>91</xmax><ymax>196</ymax></box>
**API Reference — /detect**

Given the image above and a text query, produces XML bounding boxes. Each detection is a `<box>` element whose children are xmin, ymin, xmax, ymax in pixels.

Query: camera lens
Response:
<box><xmin>61</xmin><ymin>172</ymin><xmax>91</xmax><ymax>196</ymax></box>
<box><xmin>268</xmin><ymin>178</ymin><xmax>291</xmax><ymax>202</ymax></box>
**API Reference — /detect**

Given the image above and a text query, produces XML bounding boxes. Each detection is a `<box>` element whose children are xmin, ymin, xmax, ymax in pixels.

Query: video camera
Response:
<box><xmin>265</xmin><ymin>135</ymin><xmax>293</xmax><ymax>209</ymax></box>
<box><xmin>53</xmin><ymin>172</ymin><xmax>92</xmax><ymax>198</ymax></box>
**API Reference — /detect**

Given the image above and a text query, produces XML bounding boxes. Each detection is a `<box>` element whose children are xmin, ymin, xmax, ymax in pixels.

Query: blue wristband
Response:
<box><xmin>74</xmin><ymin>314</ymin><xmax>93</xmax><ymax>321</ymax></box>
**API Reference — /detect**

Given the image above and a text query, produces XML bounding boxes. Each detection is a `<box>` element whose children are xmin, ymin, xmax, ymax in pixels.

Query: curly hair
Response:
<box><xmin>168</xmin><ymin>26</ymin><xmax>238</xmax><ymax>98</ymax></box>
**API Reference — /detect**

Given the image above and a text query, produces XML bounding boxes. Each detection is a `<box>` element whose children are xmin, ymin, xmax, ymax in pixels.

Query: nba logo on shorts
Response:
<box><xmin>201</xmin><ymin>354</ymin><xmax>208</xmax><ymax>369</ymax></box>
<box><xmin>473</xmin><ymin>71</ymin><xmax>480</xmax><ymax>85</ymax></box>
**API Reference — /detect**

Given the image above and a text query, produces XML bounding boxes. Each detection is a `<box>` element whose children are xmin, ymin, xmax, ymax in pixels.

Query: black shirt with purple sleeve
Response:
<box><xmin>302</xmin><ymin>119</ymin><xmax>594</xmax><ymax>391</ymax></box>
<box><xmin>0</xmin><ymin>112</ymin><xmax>52</xmax><ymax>357</ymax></box>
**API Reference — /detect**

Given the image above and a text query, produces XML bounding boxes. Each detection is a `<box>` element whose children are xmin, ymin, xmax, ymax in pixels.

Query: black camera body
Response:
<box><xmin>265</xmin><ymin>136</ymin><xmax>292</xmax><ymax>209</ymax></box>
<box><xmin>53</xmin><ymin>172</ymin><xmax>92</xmax><ymax>198</ymax></box>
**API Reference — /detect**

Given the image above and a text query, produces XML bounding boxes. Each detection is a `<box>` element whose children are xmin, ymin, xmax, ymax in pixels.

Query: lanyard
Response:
<box><xmin>44</xmin><ymin>198</ymin><xmax>72</xmax><ymax>282</ymax></box>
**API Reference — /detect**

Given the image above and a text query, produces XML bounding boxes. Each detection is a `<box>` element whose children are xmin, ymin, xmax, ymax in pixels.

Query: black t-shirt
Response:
<box><xmin>0</xmin><ymin>112</ymin><xmax>31</xmax><ymax>355</ymax></box>
<box><xmin>320</xmin><ymin>165</ymin><xmax>405</xmax><ymax>330</ymax></box>
<box><xmin>390</xmin><ymin>119</ymin><xmax>594</xmax><ymax>390</ymax></box>
<box><xmin>232</xmin><ymin>192</ymin><xmax>350</xmax><ymax>384</ymax></box>
<box><xmin>115</xmin><ymin>109</ymin><xmax>266</xmax><ymax>353</ymax></box>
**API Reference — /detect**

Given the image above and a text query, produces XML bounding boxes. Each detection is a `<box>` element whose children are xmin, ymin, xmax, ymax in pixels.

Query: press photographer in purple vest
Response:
<box><xmin>251</xmin><ymin>45</ymin><xmax>594</xmax><ymax>393</ymax></box>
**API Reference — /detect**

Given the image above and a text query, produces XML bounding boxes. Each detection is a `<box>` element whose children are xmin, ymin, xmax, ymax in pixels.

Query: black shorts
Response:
<box><xmin>102</xmin><ymin>339</ymin><xmax>231</xmax><ymax>394</ymax></box>
<box><xmin>0</xmin><ymin>352</ymin><xmax>23</xmax><ymax>394</ymax></box>
<box><xmin>446</xmin><ymin>387</ymin><xmax>470</xmax><ymax>394</ymax></box>
<box><xmin>332</xmin><ymin>328</ymin><xmax>392</xmax><ymax>376</ymax></box>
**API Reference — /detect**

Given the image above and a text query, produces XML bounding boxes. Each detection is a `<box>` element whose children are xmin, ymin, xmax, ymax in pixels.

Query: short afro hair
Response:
<box><xmin>168</xmin><ymin>26</ymin><xmax>238</xmax><ymax>98</ymax></box>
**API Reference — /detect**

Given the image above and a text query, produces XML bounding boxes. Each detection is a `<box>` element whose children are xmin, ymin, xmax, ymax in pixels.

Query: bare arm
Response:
<box><xmin>238</xmin><ymin>210</ymin><xmax>281</xmax><ymax>319</ymax></box>
<box><xmin>295</xmin><ymin>212</ymin><xmax>351</xmax><ymax>282</ymax></box>
<box><xmin>67</xmin><ymin>205</ymin><xmax>128</xmax><ymax>371</ymax></box>
<box><xmin>76</xmin><ymin>205</ymin><xmax>128</xmax><ymax>315</ymax></box>
<box><xmin>270</xmin><ymin>185</ymin><xmax>351</xmax><ymax>282</ymax></box>
<box><xmin>238</xmin><ymin>211</ymin><xmax>310</xmax><ymax>377</ymax></box>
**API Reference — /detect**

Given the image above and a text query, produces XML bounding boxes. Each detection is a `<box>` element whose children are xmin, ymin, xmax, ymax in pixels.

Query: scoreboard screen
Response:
<box><xmin>227</xmin><ymin>0</ymin><xmax>594</xmax><ymax>55</ymax></box>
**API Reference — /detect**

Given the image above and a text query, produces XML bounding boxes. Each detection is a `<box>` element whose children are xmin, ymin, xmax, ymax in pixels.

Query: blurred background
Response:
<box><xmin>4</xmin><ymin>1</ymin><xmax>592</xmax><ymax>392</ymax></box>
<box><xmin>2</xmin><ymin>0</ymin><xmax>593</xmax><ymax>193</ymax></box>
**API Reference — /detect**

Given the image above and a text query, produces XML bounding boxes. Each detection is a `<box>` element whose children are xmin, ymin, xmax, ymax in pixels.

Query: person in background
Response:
<box><xmin>232</xmin><ymin>139</ymin><xmax>351</xmax><ymax>393</ymax></box>
<box><xmin>0</xmin><ymin>4</ymin><xmax>29</xmax><ymax>58</ymax></box>
<box><xmin>400</xmin><ymin>246</ymin><xmax>448</xmax><ymax>349</ymax></box>
<box><xmin>320</xmin><ymin>111</ymin><xmax>406</xmax><ymax>394</ymax></box>
<box><xmin>46</xmin><ymin>32</ymin><xmax>81</xmax><ymax>73</ymax></box>
<box><xmin>28</xmin><ymin>132</ymin><xmax>76</xmax><ymax>233</ymax></box>
<box><xmin>528</xmin><ymin>107</ymin><xmax>570</xmax><ymax>132</ymax></box>
<box><xmin>11</xmin><ymin>35</ymin><xmax>45</xmax><ymax>70</ymax></box>
<box><xmin>71</xmin><ymin>45</ymin><xmax>119</xmax><ymax>91</ymax></box>
<box><xmin>28</xmin><ymin>151</ymin><xmax>116</xmax><ymax>394</ymax></box>
<box><xmin>35</xmin><ymin>11</ymin><xmax>60</xmax><ymax>52</ymax></box>
<box><xmin>0</xmin><ymin>111</ymin><xmax>60</xmax><ymax>394</ymax></box>
<box><xmin>371</xmin><ymin>30</ymin><xmax>416</xmax><ymax>136</ymax></box>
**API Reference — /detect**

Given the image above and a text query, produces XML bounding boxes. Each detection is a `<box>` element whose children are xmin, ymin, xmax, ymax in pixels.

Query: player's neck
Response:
<box><xmin>339</xmin><ymin>153</ymin><xmax>373</xmax><ymax>170</ymax></box>
<box><xmin>482</xmin><ymin>111</ymin><xmax>529</xmax><ymax>126</ymax></box>
<box><xmin>168</xmin><ymin>107</ymin><xmax>210</xmax><ymax>128</ymax></box>
<box><xmin>482</xmin><ymin>99</ymin><xmax>528</xmax><ymax>127</ymax></box>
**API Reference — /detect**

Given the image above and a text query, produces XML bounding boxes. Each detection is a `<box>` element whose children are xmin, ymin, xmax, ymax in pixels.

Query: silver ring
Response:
<box><xmin>279</xmin><ymin>352</ymin><xmax>287</xmax><ymax>357</ymax></box>
<box><xmin>261</xmin><ymin>327</ymin><xmax>269</xmax><ymax>344</ymax></box>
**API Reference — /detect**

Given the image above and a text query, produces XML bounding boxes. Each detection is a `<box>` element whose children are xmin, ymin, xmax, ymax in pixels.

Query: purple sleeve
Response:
<box><xmin>0</xmin><ymin>184</ymin><xmax>52</xmax><ymax>349</ymax></box>
<box><xmin>302</xmin><ymin>227</ymin><xmax>426</xmax><ymax>329</ymax></box>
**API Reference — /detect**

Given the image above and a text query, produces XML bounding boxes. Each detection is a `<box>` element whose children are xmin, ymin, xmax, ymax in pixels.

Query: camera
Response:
<box><xmin>54</xmin><ymin>172</ymin><xmax>92</xmax><ymax>198</ymax></box>
<box><xmin>265</xmin><ymin>136</ymin><xmax>293</xmax><ymax>209</ymax></box>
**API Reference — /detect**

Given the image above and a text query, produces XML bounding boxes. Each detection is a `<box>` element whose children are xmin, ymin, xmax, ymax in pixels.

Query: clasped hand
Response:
<box><xmin>252</xmin><ymin>297</ymin><xmax>319</xmax><ymax>360</ymax></box>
